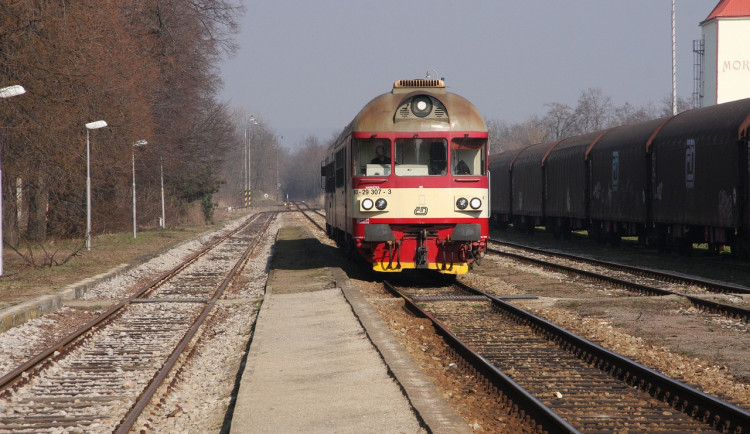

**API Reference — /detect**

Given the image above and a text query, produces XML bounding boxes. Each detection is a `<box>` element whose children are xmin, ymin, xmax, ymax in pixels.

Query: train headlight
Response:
<box><xmin>411</xmin><ymin>95</ymin><xmax>433</xmax><ymax>118</ymax></box>
<box><xmin>375</xmin><ymin>198</ymin><xmax>387</xmax><ymax>210</ymax></box>
<box><xmin>362</xmin><ymin>198</ymin><xmax>374</xmax><ymax>210</ymax></box>
<box><xmin>456</xmin><ymin>197</ymin><xmax>468</xmax><ymax>210</ymax></box>
<box><xmin>470</xmin><ymin>197</ymin><xmax>482</xmax><ymax>210</ymax></box>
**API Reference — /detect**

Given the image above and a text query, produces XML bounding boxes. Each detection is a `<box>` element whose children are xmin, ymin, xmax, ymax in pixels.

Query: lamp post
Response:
<box><xmin>0</xmin><ymin>84</ymin><xmax>26</xmax><ymax>277</ymax></box>
<box><xmin>132</xmin><ymin>140</ymin><xmax>147</xmax><ymax>238</ymax></box>
<box><xmin>85</xmin><ymin>120</ymin><xmax>108</xmax><ymax>250</ymax></box>
<box><xmin>160</xmin><ymin>157</ymin><xmax>165</xmax><ymax>229</ymax></box>
<box><xmin>671</xmin><ymin>0</ymin><xmax>677</xmax><ymax>115</ymax></box>
<box><xmin>244</xmin><ymin>116</ymin><xmax>258</xmax><ymax>207</ymax></box>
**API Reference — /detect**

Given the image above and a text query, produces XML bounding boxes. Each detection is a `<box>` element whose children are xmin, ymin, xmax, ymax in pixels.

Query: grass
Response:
<box><xmin>0</xmin><ymin>208</ymin><xmax>253</xmax><ymax>305</ymax></box>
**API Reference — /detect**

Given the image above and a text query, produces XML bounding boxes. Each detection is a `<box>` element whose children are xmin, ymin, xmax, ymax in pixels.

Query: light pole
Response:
<box><xmin>0</xmin><ymin>84</ymin><xmax>26</xmax><ymax>277</ymax></box>
<box><xmin>244</xmin><ymin>116</ymin><xmax>258</xmax><ymax>207</ymax></box>
<box><xmin>276</xmin><ymin>135</ymin><xmax>283</xmax><ymax>203</ymax></box>
<box><xmin>671</xmin><ymin>0</ymin><xmax>677</xmax><ymax>115</ymax></box>
<box><xmin>160</xmin><ymin>157</ymin><xmax>165</xmax><ymax>229</ymax></box>
<box><xmin>85</xmin><ymin>120</ymin><xmax>108</xmax><ymax>250</ymax></box>
<box><xmin>132</xmin><ymin>140</ymin><xmax>147</xmax><ymax>238</ymax></box>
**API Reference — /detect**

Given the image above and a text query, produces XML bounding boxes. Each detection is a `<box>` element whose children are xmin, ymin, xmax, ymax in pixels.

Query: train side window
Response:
<box><xmin>325</xmin><ymin>161</ymin><xmax>335</xmax><ymax>192</ymax></box>
<box><xmin>335</xmin><ymin>148</ymin><xmax>345</xmax><ymax>187</ymax></box>
<box><xmin>353</xmin><ymin>138</ymin><xmax>391</xmax><ymax>176</ymax></box>
<box><xmin>394</xmin><ymin>138</ymin><xmax>447</xmax><ymax>176</ymax></box>
<box><xmin>451</xmin><ymin>138</ymin><xmax>487</xmax><ymax>176</ymax></box>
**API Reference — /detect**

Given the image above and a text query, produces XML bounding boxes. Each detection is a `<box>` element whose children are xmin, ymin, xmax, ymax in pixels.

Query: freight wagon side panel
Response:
<box><xmin>488</xmin><ymin>150</ymin><xmax>516</xmax><ymax>217</ymax></box>
<box><xmin>544</xmin><ymin>134</ymin><xmax>599</xmax><ymax>219</ymax></box>
<box><xmin>589</xmin><ymin>119</ymin><xmax>664</xmax><ymax>223</ymax></box>
<box><xmin>651</xmin><ymin>99</ymin><xmax>750</xmax><ymax>228</ymax></box>
<box><xmin>511</xmin><ymin>143</ymin><xmax>549</xmax><ymax>219</ymax></box>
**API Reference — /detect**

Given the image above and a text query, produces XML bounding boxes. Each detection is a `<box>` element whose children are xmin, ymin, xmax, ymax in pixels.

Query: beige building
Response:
<box><xmin>696</xmin><ymin>0</ymin><xmax>750</xmax><ymax>107</ymax></box>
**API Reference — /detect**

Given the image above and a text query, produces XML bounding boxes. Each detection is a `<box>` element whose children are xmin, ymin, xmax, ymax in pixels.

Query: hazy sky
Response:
<box><xmin>219</xmin><ymin>1</ymin><xmax>716</xmax><ymax>148</ymax></box>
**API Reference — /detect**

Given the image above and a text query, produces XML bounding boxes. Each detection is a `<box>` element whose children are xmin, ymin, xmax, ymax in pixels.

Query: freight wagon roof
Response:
<box><xmin>543</xmin><ymin>130</ymin><xmax>612</xmax><ymax>164</ymax></box>
<box><xmin>647</xmin><ymin>97</ymin><xmax>750</xmax><ymax>150</ymax></box>
<box><xmin>511</xmin><ymin>142</ymin><xmax>553</xmax><ymax>167</ymax></box>
<box><xmin>343</xmin><ymin>80</ymin><xmax>487</xmax><ymax>137</ymax></box>
<box><xmin>489</xmin><ymin>147</ymin><xmax>526</xmax><ymax>172</ymax></box>
<box><xmin>590</xmin><ymin>118</ymin><xmax>668</xmax><ymax>154</ymax></box>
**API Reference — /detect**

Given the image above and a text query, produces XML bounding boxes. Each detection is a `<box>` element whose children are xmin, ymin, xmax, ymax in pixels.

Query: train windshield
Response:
<box><xmin>354</xmin><ymin>138</ymin><xmax>391</xmax><ymax>176</ymax></box>
<box><xmin>451</xmin><ymin>138</ymin><xmax>486</xmax><ymax>176</ymax></box>
<box><xmin>394</xmin><ymin>138</ymin><xmax>447</xmax><ymax>176</ymax></box>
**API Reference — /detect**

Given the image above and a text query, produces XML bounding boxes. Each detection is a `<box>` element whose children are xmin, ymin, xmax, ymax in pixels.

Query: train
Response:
<box><xmin>322</xmin><ymin>79</ymin><xmax>489</xmax><ymax>274</ymax></box>
<box><xmin>489</xmin><ymin>97</ymin><xmax>750</xmax><ymax>256</ymax></box>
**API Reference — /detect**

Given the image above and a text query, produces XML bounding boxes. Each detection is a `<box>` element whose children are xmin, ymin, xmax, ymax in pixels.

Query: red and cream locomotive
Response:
<box><xmin>322</xmin><ymin>79</ymin><xmax>489</xmax><ymax>274</ymax></box>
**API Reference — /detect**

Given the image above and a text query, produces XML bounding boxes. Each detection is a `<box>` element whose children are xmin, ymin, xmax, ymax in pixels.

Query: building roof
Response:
<box><xmin>702</xmin><ymin>0</ymin><xmax>750</xmax><ymax>24</ymax></box>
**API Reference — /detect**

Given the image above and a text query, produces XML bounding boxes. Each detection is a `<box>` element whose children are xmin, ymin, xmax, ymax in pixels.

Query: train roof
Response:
<box><xmin>646</xmin><ymin>97</ymin><xmax>750</xmax><ymax>151</ymax></box>
<box><xmin>337</xmin><ymin>79</ymin><xmax>487</xmax><ymax>142</ymax></box>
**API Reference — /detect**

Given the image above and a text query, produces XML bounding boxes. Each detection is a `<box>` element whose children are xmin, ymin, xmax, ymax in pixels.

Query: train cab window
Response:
<box><xmin>451</xmin><ymin>138</ymin><xmax>487</xmax><ymax>176</ymax></box>
<box><xmin>354</xmin><ymin>138</ymin><xmax>391</xmax><ymax>176</ymax></box>
<box><xmin>394</xmin><ymin>138</ymin><xmax>447</xmax><ymax>176</ymax></box>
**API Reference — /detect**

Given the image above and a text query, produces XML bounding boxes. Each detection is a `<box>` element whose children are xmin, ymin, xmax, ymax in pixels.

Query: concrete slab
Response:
<box><xmin>230</xmin><ymin>287</ymin><xmax>425</xmax><ymax>433</ymax></box>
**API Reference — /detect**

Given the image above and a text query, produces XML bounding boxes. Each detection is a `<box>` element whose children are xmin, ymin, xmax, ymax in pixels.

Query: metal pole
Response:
<box><xmin>160</xmin><ymin>157</ymin><xmax>165</xmax><ymax>229</ymax></box>
<box><xmin>672</xmin><ymin>0</ymin><xmax>677</xmax><ymax>115</ymax></box>
<box><xmin>84</xmin><ymin>120</ymin><xmax>107</xmax><ymax>250</ymax></box>
<box><xmin>0</xmin><ymin>135</ymin><xmax>3</xmax><ymax>275</ymax></box>
<box><xmin>132</xmin><ymin>148</ymin><xmax>137</xmax><ymax>238</ymax></box>
<box><xmin>0</xmin><ymin>85</ymin><xmax>26</xmax><ymax>274</ymax></box>
<box><xmin>86</xmin><ymin>129</ymin><xmax>91</xmax><ymax>250</ymax></box>
<box><xmin>245</xmin><ymin>128</ymin><xmax>249</xmax><ymax>192</ymax></box>
<box><xmin>244</xmin><ymin>127</ymin><xmax>249</xmax><ymax>207</ymax></box>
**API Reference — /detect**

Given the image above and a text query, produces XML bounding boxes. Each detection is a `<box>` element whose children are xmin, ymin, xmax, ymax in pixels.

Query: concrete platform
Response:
<box><xmin>229</xmin><ymin>225</ymin><xmax>470</xmax><ymax>433</ymax></box>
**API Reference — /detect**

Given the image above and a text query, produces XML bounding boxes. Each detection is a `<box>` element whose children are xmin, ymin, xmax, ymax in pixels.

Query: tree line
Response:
<box><xmin>488</xmin><ymin>88</ymin><xmax>693</xmax><ymax>154</ymax></box>
<box><xmin>1</xmin><ymin>0</ymin><xmax>243</xmax><ymax>265</ymax></box>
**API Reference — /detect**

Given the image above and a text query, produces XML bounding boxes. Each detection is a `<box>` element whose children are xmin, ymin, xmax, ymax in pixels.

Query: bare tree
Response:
<box><xmin>572</xmin><ymin>88</ymin><xmax>613</xmax><ymax>134</ymax></box>
<box><xmin>281</xmin><ymin>136</ymin><xmax>328</xmax><ymax>201</ymax></box>
<box><xmin>489</xmin><ymin>118</ymin><xmax>546</xmax><ymax>153</ymax></box>
<box><xmin>540</xmin><ymin>102</ymin><xmax>577</xmax><ymax>140</ymax></box>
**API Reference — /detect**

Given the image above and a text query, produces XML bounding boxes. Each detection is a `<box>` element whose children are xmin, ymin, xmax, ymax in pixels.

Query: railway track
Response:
<box><xmin>386</xmin><ymin>279</ymin><xmax>750</xmax><ymax>433</ymax></box>
<box><xmin>488</xmin><ymin>238</ymin><xmax>750</xmax><ymax>322</ymax></box>
<box><xmin>0</xmin><ymin>212</ymin><xmax>276</xmax><ymax>433</ymax></box>
<box><xmin>292</xmin><ymin>201</ymin><xmax>325</xmax><ymax>232</ymax></box>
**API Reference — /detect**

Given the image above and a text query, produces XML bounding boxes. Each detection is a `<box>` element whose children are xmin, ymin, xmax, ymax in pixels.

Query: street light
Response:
<box><xmin>85</xmin><ymin>120</ymin><xmax>108</xmax><ymax>250</ymax></box>
<box><xmin>132</xmin><ymin>140</ymin><xmax>147</xmax><ymax>238</ymax></box>
<box><xmin>160</xmin><ymin>157</ymin><xmax>165</xmax><ymax>229</ymax></box>
<box><xmin>244</xmin><ymin>116</ymin><xmax>258</xmax><ymax>207</ymax></box>
<box><xmin>0</xmin><ymin>84</ymin><xmax>26</xmax><ymax>277</ymax></box>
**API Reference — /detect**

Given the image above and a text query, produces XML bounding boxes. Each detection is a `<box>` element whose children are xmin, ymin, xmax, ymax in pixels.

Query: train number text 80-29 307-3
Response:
<box><xmin>355</xmin><ymin>188</ymin><xmax>391</xmax><ymax>196</ymax></box>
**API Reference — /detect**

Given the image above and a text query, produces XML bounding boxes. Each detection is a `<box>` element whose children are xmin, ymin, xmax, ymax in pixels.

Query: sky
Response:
<box><xmin>218</xmin><ymin>1</ymin><xmax>717</xmax><ymax>149</ymax></box>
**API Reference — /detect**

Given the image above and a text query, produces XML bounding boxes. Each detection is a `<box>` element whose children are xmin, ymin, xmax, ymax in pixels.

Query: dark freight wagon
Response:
<box><xmin>587</xmin><ymin>118</ymin><xmax>666</xmax><ymax>242</ymax></box>
<box><xmin>510</xmin><ymin>142</ymin><xmax>550</xmax><ymax>232</ymax></box>
<box><xmin>543</xmin><ymin>131</ymin><xmax>603</xmax><ymax>237</ymax></box>
<box><xmin>648</xmin><ymin>98</ymin><xmax>750</xmax><ymax>252</ymax></box>
<box><xmin>489</xmin><ymin>97</ymin><xmax>750</xmax><ymax>257</ymax></box>
<box><xmin>488</xmin><ymin>149</ymin><xmax>519</xmax><ymax>228</ymax></box>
